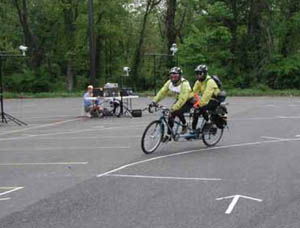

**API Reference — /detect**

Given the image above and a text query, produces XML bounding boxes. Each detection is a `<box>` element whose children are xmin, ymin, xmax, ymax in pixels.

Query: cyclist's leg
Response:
<box><xmin>191</xmin><ymin>105</ymin><xmax>209</xmax><ymax>135</ymax></box>
<box><xmin>173</xmin><ymin>101</ymin><xmax>193</xmax><ymax>125</ymax></box>
<box><xmin>167</xmin><ymin>113</ymin><xmax>175</xmax><ymax>134</ymax></box>
<box><xmin>192</xmin><ymin>112</ymin><xmax>198</xmax><ymax>130</ymax></box>
<box><xmin>193</xmin><ymin>100</ymin><xmax>218</xmax><ymax>126</ymax></box>
<box><xmin>162</xmin><ymin>115</ymin><xmax>174</xmax><ymax>142</ymax></box>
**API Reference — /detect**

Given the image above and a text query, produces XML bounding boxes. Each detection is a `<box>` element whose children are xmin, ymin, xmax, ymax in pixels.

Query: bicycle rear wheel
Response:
<box><xmin>202</xmin><ymin>122</ymin><xmax>223</xmax><ymax>147</ymax></box>
<box><xmin>141</xmin><ymin>120</ymin><xmax>164</xmax><ymax>154</ymax></box>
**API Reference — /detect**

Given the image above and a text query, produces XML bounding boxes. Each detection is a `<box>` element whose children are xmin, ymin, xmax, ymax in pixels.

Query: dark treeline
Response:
<box><xmin>1</xmin><ymin>0</ymin><xmax>300</xmax><ymax>93</ymax></box>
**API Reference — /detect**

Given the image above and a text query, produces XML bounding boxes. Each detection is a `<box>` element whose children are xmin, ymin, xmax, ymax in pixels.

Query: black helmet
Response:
<box><xmin>195</xmin><ymin>64</ymin><xmax>208</xmax><ymax>81</ymax></box>
<box><xmin>169</xmin><ymin>67</ymin><xmax>182</xmax><ymax>85</ymax></box>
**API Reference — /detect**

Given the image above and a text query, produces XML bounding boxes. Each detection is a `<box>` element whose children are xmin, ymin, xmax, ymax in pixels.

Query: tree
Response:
<box><xmin>131</xmin><ymin>0</ymin><xmax>162</xmax><ymax>89</ymax></box>
<box><xmin>60</xmin><ymin>0</ymin><xmax>80</xmax><ymax>91</ymax></box>
<box><xmin>13</xmin><ymin>0</ymin><xmax>43</xmax><ymax>69</ymax></box>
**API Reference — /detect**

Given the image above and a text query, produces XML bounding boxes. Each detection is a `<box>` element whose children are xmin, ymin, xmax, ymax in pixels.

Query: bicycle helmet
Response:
<box><xmin>169</xmin><ymin>67</ymin><xmax>183</xmax><ymax>85</ymax></box>
<box><xmin>195</xmin><ymin>64</ymin><xmax>208</xmax><ymax>82</ymax></box>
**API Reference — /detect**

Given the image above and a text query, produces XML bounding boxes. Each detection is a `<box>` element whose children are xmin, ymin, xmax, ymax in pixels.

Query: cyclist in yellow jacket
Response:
<box><xmin>189</xmin><ymin>64</ymin><xmax>220</xmax><ymax>136</ymax></box>
<box><xmin>150</xmin><ymin>67</ymin><xmax>194</xmax><ymax>141</ymax></box>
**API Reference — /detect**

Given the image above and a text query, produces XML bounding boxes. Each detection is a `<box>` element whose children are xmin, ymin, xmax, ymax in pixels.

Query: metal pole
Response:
<box><xmin>0</xmin><ymin>56</ymin><xmax>5</xmax><ymax>123</ymax></box>
<box><xmin>88</xmin><ymin>0</ymin><xmax>96</xmax><ymax>86</ymax></box>
<box><xmin>153</xmin><ymin>55</ymin><xmax>157</xmax><ymax>96</ymax></box>
<box><xmin>120</xmin><ymin>75</ymin><xmax>123</xmax><ymax>114</ymax></box>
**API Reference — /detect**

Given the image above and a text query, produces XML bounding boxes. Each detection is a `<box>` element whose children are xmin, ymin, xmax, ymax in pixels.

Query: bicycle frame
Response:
<box><xmin>157</xmin><ymin>109</ymin><xmax>207</xmax><ymax>141</ymax></box>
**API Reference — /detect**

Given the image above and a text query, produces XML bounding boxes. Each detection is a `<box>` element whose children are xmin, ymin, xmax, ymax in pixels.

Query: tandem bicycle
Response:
<box><xmin>141</xmin><ymin>103</ymin><xmax>228</xmax><ymax>154</ymax></box>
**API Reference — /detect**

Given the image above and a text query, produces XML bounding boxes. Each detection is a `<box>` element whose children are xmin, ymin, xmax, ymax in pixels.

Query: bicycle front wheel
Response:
<box><xmin>202</xmin><ymin>122</ymin><xmax>223</xmax><ymax>147</ymax></box>
<box><xmin>141</xmin><ymin>120</ymin><xmax>164</xmax><ymax>154</ymax></box>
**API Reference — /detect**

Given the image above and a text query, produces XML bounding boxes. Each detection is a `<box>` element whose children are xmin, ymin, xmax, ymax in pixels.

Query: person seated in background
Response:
<box><xmin>83</xmin><ymin>85</ymin><xmax>103</xmax><ymax>117</ymax></box>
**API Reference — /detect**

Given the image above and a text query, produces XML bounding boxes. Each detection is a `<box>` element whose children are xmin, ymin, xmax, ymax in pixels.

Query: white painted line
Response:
<box><xmin>0</xmin><ymin>187</ymin><xmax>24</xmax><ymax>197</ymax></box>
<box><xmin>0</xmin><ymin>124</ymin><xmax>145</xmax><ymax>142</ymax></box>
<box><xmin>0</xmin><ymin>118</ymin><xmax>80</xmax><ymax>137</ymax></box>
<box><xmin>0</xmin><ymin>136</ymin><xmax>33</xmax><ymax>141</ymax></box>
<box><xmin>288</xmin><ymin>104</ymin><xmax>300</xmax><ymax>107</ymax></box>
<box><xmin>97</xmin><ymin>138</ymin><xmax>300</xmax><ymax>178</ymax></box>
<box><xmin>37</xmin><ymin>136</ymin><xmax>140</xmax><ymax>140</ymax></box>
<box><xmin>92</xmin><ymin>126</ymin><xmax>105</xmax><ymax>129</ymax></box>
<box><xmin>224</xmin><ymin>196</ymin><xmax>239</xmax><ymax>214</ymax></box>
<box><xmin>107</xmin><ymin>174</ymin><xmax>222</xmax><ymax>181</ymax></box>
<box><xmin>234</xmin><ymin>116</ymin><xmax>300</xmax><ymax>121</ymax></box>
<box><xmin>261</xmin><ymin>136</ymin><xmax>285</xmax><ymax>141</ymax></box>
<box><xmin>22</xmin><ymin>134</ymin><xmax>37</xmax><ymax>137</ymax></box>
<box><xmin>276</xmin><ymin>116</ymin><xmax>300</xmax><ymax>119</ymax></box>
<box><xmin>0</xmin><ymin>146</ymin><xmax>130</xmax><ymax>151</ymax></box>
<box><xmin>0</xmin><ymin>162</ymin><xmax>88</xmax><ymax>166</ymax></box>
<box><xmin>296</xmin><ymin>135</ymin><xmax>300</xmax><ymax>138</ymax></box>
<box><xmin>97</xmin><ymin>141</ymin><xmax>263</xmax><ymax>178</ymax></box>
<box><xmin>216</xmin><ymin>195</ymin><xmax>263</xmax><ymax>214</ymax></box>
<box><xmin>25</xmin><ymin>115</ymin><xmax>76</xmax><ymax>120</ymax></box>
<box><xmin>0</xmin><ymin>198</ymin><xmax>10</xmax><ymax>201</ymax></box>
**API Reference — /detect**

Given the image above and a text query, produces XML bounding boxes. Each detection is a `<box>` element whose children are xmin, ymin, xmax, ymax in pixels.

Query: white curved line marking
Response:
<box><xmin>97</xmin><ymin>138</ymin><xmax>300</xmax><ymax>177</ymax></box>
<box><xmin>96</xmin><ymin>138</ymin><xmax>300</xmax><ymax>178</ymax></box>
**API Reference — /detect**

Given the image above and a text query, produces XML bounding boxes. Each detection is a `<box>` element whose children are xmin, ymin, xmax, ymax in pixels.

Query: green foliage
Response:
<box><xmin>4</xmin><ymin>69</ymin><xmax>54</xmax><ymax>93</ymax></box>
<box><xmin>1</xmin><ymin>0</ymin><xmax>300</xmax><ymax>93</ymax></box>
<box><xmin>179</xmin><ymin>1</ymin><xmax>233</xmax><ymax>80</ymax></box>
<box><xmin>264</xmin><ymin>54</ymin><xmax>300</xmax><ymax>89</ymax></box>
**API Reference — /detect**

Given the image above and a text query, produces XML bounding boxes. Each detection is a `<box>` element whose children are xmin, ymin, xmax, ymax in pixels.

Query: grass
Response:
<box><xmin>226</xmin><ymin>88</ymin><xmax>300</xmax><ymax>96</ymax></box>
<box><xmin>138</xmin><ymin>88</ymin><xmax>300</xmax><ymax>97</ymax></box>
<box><xmin>3</xmin><ymin>88</ymin><xmax>300</xmax><ymax>99</ymax></box>
<box><xmin>3</xmin><ymin>91</ymin><xmax>83</xmax><ymax>99</ymax></box>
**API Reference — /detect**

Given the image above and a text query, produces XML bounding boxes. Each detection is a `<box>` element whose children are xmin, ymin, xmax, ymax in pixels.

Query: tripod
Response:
<box><xmin>0</xmin><ymin>54</ymin><xmax>27</xmax><ymax>126</ymax></box>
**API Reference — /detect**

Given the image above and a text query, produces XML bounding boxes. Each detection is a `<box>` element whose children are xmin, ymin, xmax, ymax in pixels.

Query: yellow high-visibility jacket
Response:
<box><xmin>192</xmin><ymin>75</ymin><xmax>220</xmax><ymax>107</ymax></box>
<box><xmin>153</xmin><ymin>78</ymin><xmax>193</xmax><ymax>111</ymax></box>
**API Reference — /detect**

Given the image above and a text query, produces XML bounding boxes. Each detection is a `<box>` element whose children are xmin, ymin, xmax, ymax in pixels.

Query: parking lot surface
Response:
<box><xmin>1</xmin><ymin>96</ymin><xmax>300</xmax><ymax>228</ymax></box>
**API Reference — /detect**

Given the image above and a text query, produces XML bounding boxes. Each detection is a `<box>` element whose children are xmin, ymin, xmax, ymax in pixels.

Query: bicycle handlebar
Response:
<box><xmin>148</xmin><ymin>104</ymin><xmax>170</xmax><ymax>115</ymax></box>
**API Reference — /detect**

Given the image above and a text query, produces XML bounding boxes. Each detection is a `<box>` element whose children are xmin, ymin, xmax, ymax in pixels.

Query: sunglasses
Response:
<box><xmin>196</xmin><ymin>72</ymin><xmax>205</xmax><ymax>75</ymax></box>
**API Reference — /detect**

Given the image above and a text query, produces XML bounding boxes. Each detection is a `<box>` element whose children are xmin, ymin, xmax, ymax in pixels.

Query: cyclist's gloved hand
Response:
<box><xmin>149</xmin><ymin>101</ymin><xmax>157</xmax><ymax>108</ymax></box>
<box><xmin>193</xmin><ymin>103</ymin><xmax>199</xmax><ymax>109</ymax></box>
<box><xmin>168</xmin><ymin>111</ymin><xmax>175</xmax><ymax>119</ymax></box>
<box><xmin>148</xmin><ymin>101</ymin><xmax>157</xmax><ymax>113</ymax></box>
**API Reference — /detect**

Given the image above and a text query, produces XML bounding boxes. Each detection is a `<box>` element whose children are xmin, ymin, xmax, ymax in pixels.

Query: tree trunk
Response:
<box><xmin>131</xmin><ymin>0</ymin><xmax>152</xmax><ymax>90</ymax></box>
<box><xmin>66</xmin><ymin>63</ymin><xmax>74</xmax><ymax>91</ymax></box>
<box><xmin>14</xmin><ymin>0</ymin><xmax>43</xmax><ymax>69</ymax></box>
<box><xmin>95</xmin><ymin>34</ymin><xmax>102</xmax><ymax>83</ymax></box>
<box><xmin>62</xmin><ymin>0</ymin><xmax>79</xmax><ymax>91</ymax></box>
<box><xmin>280</xmin><ymin>0</ymin><xmax>300</xmax><ymax>57</ymax></box>
<box><xmin>165</xmin><ymin>0</ymin><xmax>177</xmax><ymax>67</ymax></box>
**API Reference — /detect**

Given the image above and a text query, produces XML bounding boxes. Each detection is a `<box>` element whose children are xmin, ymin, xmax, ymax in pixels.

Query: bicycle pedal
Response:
<box><xmin>162</xmin><ymin>135</ymin><xmax>171</xmax><ymax>143</ymax></box>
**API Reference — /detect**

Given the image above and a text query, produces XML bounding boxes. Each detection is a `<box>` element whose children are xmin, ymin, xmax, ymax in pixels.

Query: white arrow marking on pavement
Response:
<box><xmin>0</xmin><ymin>198</ymin><xmax>10</xmax><ymax>201</ymax></box>
<box><xmin>216</xmin><ymin>195</ymin><xmax>263</xmax><ymax>214</ymax></box>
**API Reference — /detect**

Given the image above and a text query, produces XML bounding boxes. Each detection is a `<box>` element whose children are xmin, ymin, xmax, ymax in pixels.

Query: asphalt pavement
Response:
<box><xmin>0</xmin><ymin>96</ymin><xmax>300</xmax><ymax>228</ymax></box>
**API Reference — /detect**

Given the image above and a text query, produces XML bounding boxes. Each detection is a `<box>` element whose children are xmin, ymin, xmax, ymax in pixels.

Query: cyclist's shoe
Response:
<box><xmin>181</xmin><ymin>124</ymin><xmax>188</xmax><ymax>134</ymax></box>
<box><xmin>162</xmin><ymin>134</ymin><xmax>172</xmax><ymax>143</ymax></box>
<box><xmin>184</xmin><ymin>130</ymin><xmax>197</xmax><ymax>140</ymax></box>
